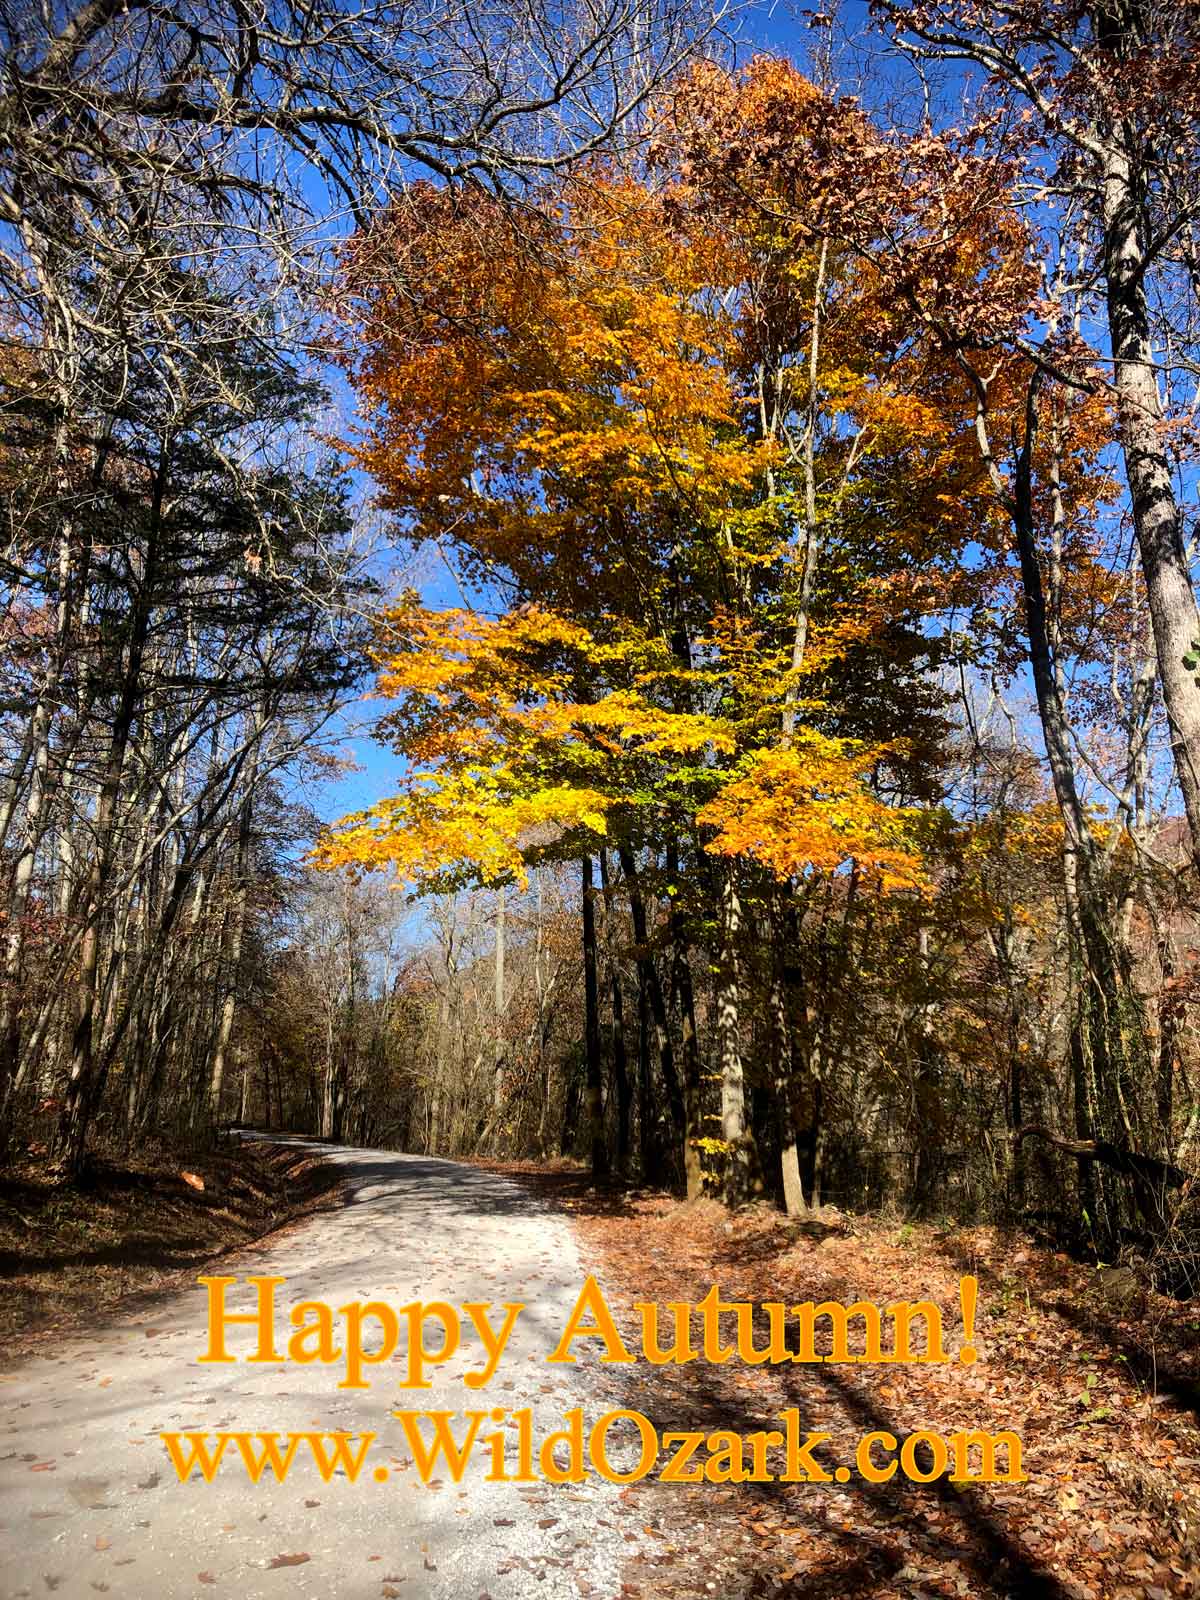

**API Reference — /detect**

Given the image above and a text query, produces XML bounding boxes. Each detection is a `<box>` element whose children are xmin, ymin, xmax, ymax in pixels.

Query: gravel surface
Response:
<box><xmin>0</xmin><ymin>1137</ymin><xmax>643</xmax><ymax>1599</ymax></box>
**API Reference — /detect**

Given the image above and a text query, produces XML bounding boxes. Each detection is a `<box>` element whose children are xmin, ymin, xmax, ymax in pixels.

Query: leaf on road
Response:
<box><xmin>268</xmin><ymin>1553</ymin><xmax>310</xmax><ymax>1569</ymax></box>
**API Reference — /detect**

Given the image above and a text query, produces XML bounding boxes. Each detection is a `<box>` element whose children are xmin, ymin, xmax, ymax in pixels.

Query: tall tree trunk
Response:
<box><xmin>665</xmin><ymin>838</ymin><xmax>704</xmax><ymax>1201</ymax></box>
<box><xmin>208</xmin><ymin>792</ymin><xmax>254</xmax><ymax>1124</ymax></box>
<box><xmin>0</xmin><ymin>694</ymin><xmax>53</xmax><ymax>1114</ymax></box>
<box><xmin>617</xmin><ymin>844</ymin><xmax>685</xmax><ymax>1180</ymax></box>
<box><xmin>717</xmin><ymin>863</ymin><xmax>756</xmax><ymax>1205</ymax></box>
<box><xmin>55</xmin><ymin>449</ymin><xmax>165</xmax><ymax>1180</ymax></box>
<box><xmin>0</xmin><ymin>521</ymin><xmax>90</xmax><ymax>1112</ymax></box>
<box><xmin>598</xmin><ymin>849</ymin><xmax>631</xmax><ymax>1177</ymax></box>
<box><xmin>237</xmin><ymin>1041</ymin><xmax>251</xmax><ymax>1126</ymax></box>
<box><xmin>982</xmin><ymin>373</ymin><xmax>1148</xmax><ymax>1249</ymax></box>
<box><xmin>768</xmin><ymin>939</ymin><xmax>807</xmax><ymax>1216</ymax></box>
<box><xmin>320</xmin><ymin>1006</ymin><xmax>337</xmax><ymax>1139</ymax></box>
<box><xmin>1095</xmin><ymin>26</ymin><xmax>1200</xmax><ymax>876</ymax></box>
<box><xmin>636</xmin><ymin>958</ymin><xmax>657</xmax><ymax>1182</ymax></box>
<box><xmin>491</xmin><ymin>884</ymin><xmax>506</xmax><ymax>1152</ymax></box>
<box><xmin>581</xmin><ymin>855</ymin><xmax>609</xmax><ymax>1180</ymax></box>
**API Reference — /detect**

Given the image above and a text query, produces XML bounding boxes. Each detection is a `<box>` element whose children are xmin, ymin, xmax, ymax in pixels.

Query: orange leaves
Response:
<box><xmin>321</xmin><ymin>74</ymin><xmax>1002</xmax><ymax>899</ymax></box>
<box><xmin>559</xmin><ymin>693</ymin><xmax>736</xmax><ymax>759</ymax></box>
<box><xmin>343</xmin><ymin>174</ymin><xmax>758</xmax><ymax>547</ymax></box>
<box><xmin>697</xmin><ymin>736</ymin><xmax>925</xmax><ymax>890</ymax></box>
<box><xmin>370</xmin><ymin>598</ymin><xmax>734</xmax><ymax>764</ymax></box>
<box><xmin>371</xmin><ymin>604</ymin><xmax>589</xmax><ymax>707</ymax></box>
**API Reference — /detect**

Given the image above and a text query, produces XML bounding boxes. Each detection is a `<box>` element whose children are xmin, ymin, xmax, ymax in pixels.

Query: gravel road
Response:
<box><xmin>0</xmin><ymin>1138</ymin><xmax>641</xmax><ymax>1600</ymax></box>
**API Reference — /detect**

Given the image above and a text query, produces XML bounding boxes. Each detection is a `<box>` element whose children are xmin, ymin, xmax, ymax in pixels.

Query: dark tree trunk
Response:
<box><xmin>665</xmin><ymin>838</ymin><xmax>704</xmax><ymax>1200</ymax></box>
<box><xmin>618</xmin><ymin>843</ymin><xmax>685</xmax><ymax>1181</ymax></box>
<box><xmin>598</xmin><ymin>850</ymin><xmax>631</xmax><ymax>1177</ymax></box>
<box><xmin>581</xmin><ymin>855</ymin><xmax>609</xmax><ymax>1181</ymax></box>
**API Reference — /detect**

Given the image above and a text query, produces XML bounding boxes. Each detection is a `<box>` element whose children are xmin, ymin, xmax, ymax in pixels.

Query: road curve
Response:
<box><xmin>0</xmin><ymin>1138</ymin><xmax>639</xmax><ymax>1599</ymax></box>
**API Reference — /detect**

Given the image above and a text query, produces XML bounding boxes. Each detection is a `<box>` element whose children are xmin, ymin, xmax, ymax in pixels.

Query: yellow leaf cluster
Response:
<box><xmin>312</xmin><ymin>776</ymin><xmax>615</xmax><ymax>891</ymax></box>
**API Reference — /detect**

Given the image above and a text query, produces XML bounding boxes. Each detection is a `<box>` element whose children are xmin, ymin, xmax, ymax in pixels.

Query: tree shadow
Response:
<box><xmin>937</xmin><ymin>1233</ymin><xmax>1200</xmax><ymax>1422</ymax></box>
<box><xmin>595</xmin><ymin>1299</ymin><xmax>1072</xmax><ymax>1600</ymax></box>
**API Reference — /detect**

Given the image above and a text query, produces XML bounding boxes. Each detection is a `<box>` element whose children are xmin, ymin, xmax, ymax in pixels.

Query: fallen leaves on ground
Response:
<box><xmin>474</xmin><ymin>1161</ymin><xmax>1200</xmax><ymax>1600</ymax></box>
<box><xmin>0</xmin><ymin>1140</ymin><xmax>345</xmax><ymax>1358</ymax></box>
